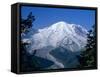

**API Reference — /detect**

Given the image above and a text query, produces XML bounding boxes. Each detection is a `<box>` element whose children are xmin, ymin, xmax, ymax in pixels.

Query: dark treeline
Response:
<box><xmin>20</xmin><ymin>12</ymin><xmax>38</xmax><ymax>72</ymax></box>
<box><xmin>77</xmin><ymin>25</ymin><xmax>96</xmax><ymax>68</ymax></box>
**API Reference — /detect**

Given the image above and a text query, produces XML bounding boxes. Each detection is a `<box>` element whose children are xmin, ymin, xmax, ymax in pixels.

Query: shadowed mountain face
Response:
<box><xmin>49</xmin><ymin>47</ymin><xmax>80</xmax><ymax>68</ymax></box>
<box><xmin>32</xmin><ymin>56</ymin><xmax>54</xmax><ymax>68</ymax></box>
<box><xmin>21</xmin><ymin>21</ymin><xmax>88</xmax><ymax>69</ymax></box>
<box><xmin>21</xmin><ymin>55</ymin><xmax>54</xmax><ymax>72</ymax></box>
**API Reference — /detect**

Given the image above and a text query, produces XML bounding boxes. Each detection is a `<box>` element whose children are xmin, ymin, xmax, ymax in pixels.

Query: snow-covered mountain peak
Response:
<box><xmin>41</xmin><ymin>21</ymin><xmax>75</xmax><ymax>35</ymax></box>
<box><xmin>27</xmin><ymin>21</ymin><xmax>88</xmax><ymax>53</ymax></box>
<box><xmin>38</xmin><ymin>21</ymin><xmax>68</xmax><ymax>33</ymax></box>
<box><xmin>49</xmin><ymin>21</ymin><xmax>71</xmax><ymax>30</ymax></box>
<box><xmin>50</xmin><ymin>21</ymin><xmax>67</xmax><ymax>28</ymax></box>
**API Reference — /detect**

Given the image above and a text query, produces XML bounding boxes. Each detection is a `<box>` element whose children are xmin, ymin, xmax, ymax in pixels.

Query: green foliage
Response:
<box><xmin>21</xmin><ymin>12</ymin><xmax>35</xmax><ymax>33</ymax></box>
<box><xmin>78</xmin><ymin>25</ymin><xmax>96</xmax><ymax>68</ymax></box>
<box><xmin>20</xmin><ymin>12</ymin><xmax>38</xmax><ymax>72</ymax></box>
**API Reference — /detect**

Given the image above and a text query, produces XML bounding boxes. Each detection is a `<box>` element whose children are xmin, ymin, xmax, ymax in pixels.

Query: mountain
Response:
<box><xmin>29</xmin><ymin>21</ymin><xmax>87</xmax><ymax>52</ymax></box>
<box><xmin>22</xmin><ymin>21</ymin><xmax>88</xmax><ymax>69</ymax></box>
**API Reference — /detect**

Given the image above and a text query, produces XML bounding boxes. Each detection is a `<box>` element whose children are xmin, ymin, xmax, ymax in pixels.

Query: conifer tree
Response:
<box><xmin>21</xmin><ymin>12</ymin><xmax>35</xmax><ymax>33</ymax></box>
<box><xmin>20</xmin><ymin>12</ymin><xmax>37</xmax><ymax>72</ymax></box>
<box><xmin>78</xmin><ymin>25</ymin><xmax>96</xmax><ymax>68</ymax></box>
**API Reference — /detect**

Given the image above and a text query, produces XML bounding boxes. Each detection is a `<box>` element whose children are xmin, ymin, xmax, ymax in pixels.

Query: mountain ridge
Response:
<box><xmin>29</xmin><ymin>21</ymin><xmax>87</xmax><ymax>53</ymax></box>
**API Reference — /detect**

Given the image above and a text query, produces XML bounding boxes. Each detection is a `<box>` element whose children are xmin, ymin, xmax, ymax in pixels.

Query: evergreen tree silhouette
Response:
<box><xmin>20</xmin><ymin>12</ymin><xmax>37</xmax><ymax>72</ymax></box>
<box><xmin>21</xmin><ymin>12</ymin><xmax>35</xmax><ymax>33</ymax></box>
<box><xmin>78</xmin><ymin>25</ymin><xmax>96</xmax><ymax>68</ymax></box>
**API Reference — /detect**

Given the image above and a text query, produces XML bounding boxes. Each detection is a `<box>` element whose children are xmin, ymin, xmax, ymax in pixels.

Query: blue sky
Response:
<box><xmin>21</xmin><ymin>6</ymin><xmax>95</xmax><ymax>30</ymax></box>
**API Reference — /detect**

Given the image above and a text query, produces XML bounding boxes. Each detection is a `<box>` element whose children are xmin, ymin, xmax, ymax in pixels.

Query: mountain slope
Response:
<box><xmin>22</xmin><ymin>21</ymin><xmax>88</xmax><ymax>69</ymax></box>
<box><xmin>30</xmin><ymin>21</ymin><xmax>87</xmax><ymax>53</ymax></box>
